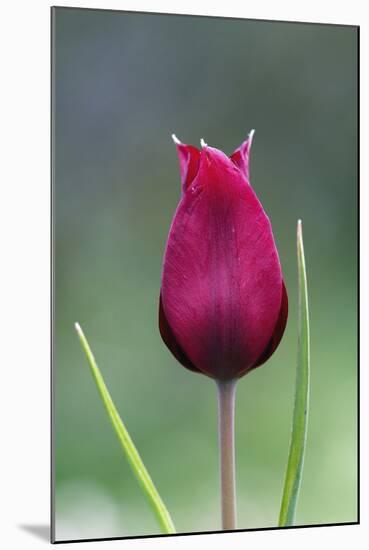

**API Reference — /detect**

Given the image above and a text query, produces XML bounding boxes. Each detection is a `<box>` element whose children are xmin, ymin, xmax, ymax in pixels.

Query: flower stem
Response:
<box><xmin>216</xmin><ymin>379</ymin><xmax>237</xmax><ymax>530</ymax></box>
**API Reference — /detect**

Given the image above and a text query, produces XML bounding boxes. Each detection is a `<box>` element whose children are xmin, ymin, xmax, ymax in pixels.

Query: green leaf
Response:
<box><xmin>74</xmin><ymin>323</ymin><xmax>176</xmax><ymax>534</ymax></box>
<box><xmin>278</xmin><ymin>220</ymin><xmax>310</xmax><ymax>527</ymax></box>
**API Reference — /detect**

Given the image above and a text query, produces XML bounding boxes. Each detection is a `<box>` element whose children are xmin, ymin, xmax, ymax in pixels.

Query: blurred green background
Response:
<box><xmin>53</xmin><ymin>8</ymin><xmax>358</xmax><ymax>541</ymax></box>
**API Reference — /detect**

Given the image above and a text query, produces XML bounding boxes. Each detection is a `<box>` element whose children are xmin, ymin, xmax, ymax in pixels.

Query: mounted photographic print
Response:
<box><xmin>51</xmin><ymin>6</ymin><xmax>359</xmax><ymax>543</ymax></box>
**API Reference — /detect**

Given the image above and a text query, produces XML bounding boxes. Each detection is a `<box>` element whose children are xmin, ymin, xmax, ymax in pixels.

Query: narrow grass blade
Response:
<box><xmin>74</xmin><ymin>322</ymin><xmax>176</xmax><ymax>534</ymax></box>
<box><xmin>278</xmin><ymin>220</ymin><xmax>310</xmax><ymax>527</ymax></box>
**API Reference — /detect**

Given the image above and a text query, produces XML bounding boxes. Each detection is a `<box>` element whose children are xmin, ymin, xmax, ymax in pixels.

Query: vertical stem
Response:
<box><xmin>216</xmin><ymin>379</ymin><xmax>237</xmax><ymax>530</ymax></box>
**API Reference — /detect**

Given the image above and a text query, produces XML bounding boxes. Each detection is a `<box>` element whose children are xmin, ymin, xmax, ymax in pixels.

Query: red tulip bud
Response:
<box><xmin>159</xmin><ymin>133</ymin><xmax>288</xmax><ymax>381</ymax></box>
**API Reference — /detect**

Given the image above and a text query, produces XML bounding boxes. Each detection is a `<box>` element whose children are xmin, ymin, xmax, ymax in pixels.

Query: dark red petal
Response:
<box><xmin>240</xmin><ymin>280</ymin><xmax>289</xmax><ymax>376</ymax></box>
<box><xmin>174</xmin><ymin>143</ymin><xmax>201</xmax><ymax>193</ymax></box>
<box><xmin>230</xmin><ymin>130</ymin><xmax>254</xmax><ymax>182</ymax></box>
<box><xmin>159</xmin><ymin>294</ymin><xmax>201</xmax><ymax>373</ymax></box>
<box><xmin>161</xmin><ymin>145</ymin><xmax>283</xmax><ymax>380</ymax></box>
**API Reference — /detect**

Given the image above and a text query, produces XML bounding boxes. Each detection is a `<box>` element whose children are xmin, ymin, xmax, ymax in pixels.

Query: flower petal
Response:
<box><xmin>230</xmin><ymin>130</ymin><xmax>255</xmax><ymax>182</ymax></box>
<box><xmin>159</xmin><ymin>294</ymin><xmax>200</xmax><ymax>373</ymax></box>
<box><xmin>173</xmin><ymin>139</ymin><xmax>201</xmax><ymax>193</ymax></box>
<box><xmin>161</xmin><ymin>145</ymin><xmax>283</xmax><ymax>380</ymax></box>
<box><xmin>243</xmin><ymin>280</ymin><xmax>288</xmax><ymax>375</ymax></box>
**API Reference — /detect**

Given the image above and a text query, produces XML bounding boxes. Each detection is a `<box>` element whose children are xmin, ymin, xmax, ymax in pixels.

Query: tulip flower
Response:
<box><xmin>159</xmin><ymin>132</ymin><xmax>288</xmax><ymax>530</ymax></box>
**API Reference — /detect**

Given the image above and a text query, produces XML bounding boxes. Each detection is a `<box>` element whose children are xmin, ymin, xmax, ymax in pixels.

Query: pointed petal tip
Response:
<box><xmin>171</xmin><ymin>133</ymin><xmax>182</xmax><ymax>145</ymax></box>
<box><xmin>230</xmin><ymin>130</ymin><xmax>255</xmax><ymax>178</ymax></box>
<box><xmin>200</xmin><ymin>138</ymin><xmax>208</xmax><ymax>148</ymax></box>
